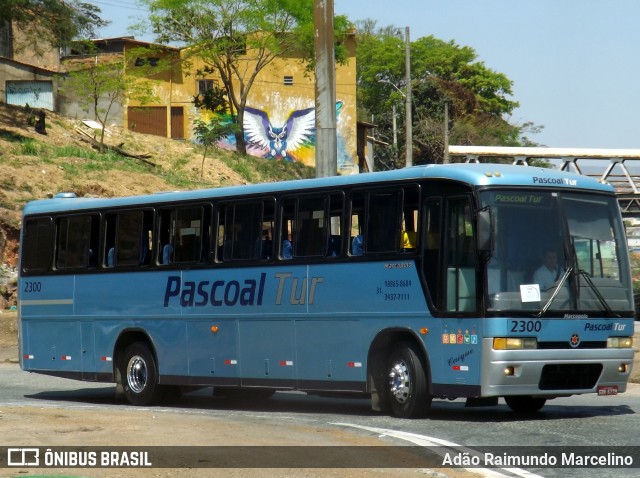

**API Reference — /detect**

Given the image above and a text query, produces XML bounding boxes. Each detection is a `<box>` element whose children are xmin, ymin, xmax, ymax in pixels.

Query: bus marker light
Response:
<box><xmin>279</xmin><ymin>360</ymin><xmax>293</xmax><ymax>366</ymax></box>
<box><xmin>211</xmin><ymin>326</ymin><xmax>219</xmax><ymax>333</ymax></box>
<box><xmin>420</xmin><ymin>328</ymin><xmax>428</xmax><ymax>335</ymax></box>
<box><xmin>347</xmin><ymin>362</ymin><xmax>362</xmax><ymax>368</ymax></box>
<box><xmin>224</xmin><ymin>359</ymin><xmax>237</xmax><ymax>365</ymax></box>
<box><xmin>23</xmin><ymin>355</ymin><xmax>34</xmax><ymax>360</ymax></box>
<box><xmin>100</xmin><ymin>356</ymin><xmax>113</xmax><ymax>362</ymax></box>
<box><xmin>452</xmin><ymin>365</ymin><xmax>468</xmax><ymax>371</ymax></box>
<box><xmin>504</xmin><ymin>366</ymin><xmax>515</xmax><ymax>376</ymax></box>
<box><xmin>61</xmin><ymin>356</ymin><xmax>72</xmax><ymax>361</ymax></box>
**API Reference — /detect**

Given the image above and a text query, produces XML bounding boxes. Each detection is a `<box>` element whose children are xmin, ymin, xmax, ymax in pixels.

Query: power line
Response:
<box><xmin>90</xmin><ymin>1</ymin><xmax>148</xmax><ymax>13</ymax></box>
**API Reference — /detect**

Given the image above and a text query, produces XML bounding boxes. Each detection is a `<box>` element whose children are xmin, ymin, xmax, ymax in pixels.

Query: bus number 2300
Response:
<box><xmin>23</xmin><ymin>281</ymin><xmax>42</xmax><ymax>293</ymax></box>
<box><xmin>510</xmin><ymin>320</ymin><xmax>542</xmax><ymax>333</ymax></box>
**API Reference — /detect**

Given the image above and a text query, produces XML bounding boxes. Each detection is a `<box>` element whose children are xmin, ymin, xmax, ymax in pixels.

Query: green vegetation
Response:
<box><xmin>0</xmin><ymin>130</ymin><xmax>314</xmax><ymax>212</ymax></box>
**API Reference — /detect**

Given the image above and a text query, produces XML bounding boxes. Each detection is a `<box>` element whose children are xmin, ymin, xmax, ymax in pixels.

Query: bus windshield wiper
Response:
<box><xmin>535</xmin><ymin>266</ymin><xmax>573</xmax><ymax>317</ymax></box>
<box><xmin>576</xmin><ymin>269</ymin><xmax>619</xmax><ymax>318</ymax></box>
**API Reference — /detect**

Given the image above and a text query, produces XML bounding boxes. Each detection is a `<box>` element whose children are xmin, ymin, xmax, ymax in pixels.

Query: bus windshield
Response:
<box><xmin>481</xmin><ymin>190</ymin><xmax>633</xmax><ymax>315</ymax></box>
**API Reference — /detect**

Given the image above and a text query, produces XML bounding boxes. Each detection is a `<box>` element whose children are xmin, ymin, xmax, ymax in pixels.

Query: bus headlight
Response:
<box><xmin>493</xmin><ymin>337</ymin><xmax>538</xmax><ymax>350</ymax></box>
<box><xmin>607</xmin><ymin>337</ymin><xmax>633</xmax><ymax>348</ymax></box>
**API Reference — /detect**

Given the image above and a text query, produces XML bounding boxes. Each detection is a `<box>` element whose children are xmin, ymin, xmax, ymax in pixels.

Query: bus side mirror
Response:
<box><xmin>477</xmin><ymin>208</ymin><xmax>493</xmax><ymax>253</ymax></box>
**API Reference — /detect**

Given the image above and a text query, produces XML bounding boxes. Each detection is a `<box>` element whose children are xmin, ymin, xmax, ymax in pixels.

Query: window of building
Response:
<box><xmin>197</xmin><ymin>79</ymin><xmax>216</xmax><ymax>95</ymax></box>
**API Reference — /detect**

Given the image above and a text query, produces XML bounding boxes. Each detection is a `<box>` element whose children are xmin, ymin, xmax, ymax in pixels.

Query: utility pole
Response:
<box><xmin>404</xmin><ymin>26</ymin><xmax>412</xmax><ymax>168</ymax></box>
<box><xmin>314</xmin><ymin>0</ymin><xmax>337</xmax><ymax>178</ymax></box>
<box><xmin>443</xmin><ymin>101</ymin><xmax>450</xmax><ymax>163</ymax></box>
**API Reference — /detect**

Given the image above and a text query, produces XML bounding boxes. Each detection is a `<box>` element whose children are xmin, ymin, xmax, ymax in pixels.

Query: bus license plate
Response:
<box><xmin>597</xmin><ymin>386</ymin><xmax>618</xmax><ymax>396</ymax></box>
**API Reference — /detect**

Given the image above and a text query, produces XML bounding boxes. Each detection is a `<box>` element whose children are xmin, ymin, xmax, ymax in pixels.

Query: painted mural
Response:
<box><xmin>209</xmin><ymin>98</ymin><xmax>356</xmax><ymax>173</ymax></box>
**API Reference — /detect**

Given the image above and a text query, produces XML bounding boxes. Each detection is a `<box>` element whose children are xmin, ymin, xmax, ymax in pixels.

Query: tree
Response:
<box><xmin>144</xmin><ymin>0</ymin><xmax>351</xmax><ymax>155</ymax></box>
<box><xmin>0</xmin><ymin>1</ymin><xmax>107</xmax><ymax>55</ymax></box>
<box><xmin>355</xmin><ymin>20</ymin><xmax>540</xmax><ymax>166</ymax></box>
<box><xmin>192</xmin><ymin>84</ymin><xmax>238</xmax><ymax>177</ymax></box>
<box><xmin>61</xmin><ymin>48</ymin><xmax>157</xmax><ymax>152</ymax></box>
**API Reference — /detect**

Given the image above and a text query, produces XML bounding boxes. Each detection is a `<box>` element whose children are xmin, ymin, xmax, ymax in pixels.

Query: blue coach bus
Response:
<box><xmin>18</xmin><ymin>163</ymin><xmax>635</xmax><ymax>418</ymax></box>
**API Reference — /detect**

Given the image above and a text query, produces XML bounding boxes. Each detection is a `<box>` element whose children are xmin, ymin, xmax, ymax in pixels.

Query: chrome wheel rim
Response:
<box><xmin>389</xmin><ymin>360</ymin><xmax>411</xmax><ymax>403</ymax></box>
<box><xmin>127</xmin><ymin>355</ymin><xmax>148</xmax><ymax>394</ymax></box>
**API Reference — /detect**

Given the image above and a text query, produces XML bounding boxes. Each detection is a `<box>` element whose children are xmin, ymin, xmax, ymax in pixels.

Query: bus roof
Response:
<box><xmin>22</xmin><ymin>163</ymin><xmax>614</xmax><ymax>216</ymax></box>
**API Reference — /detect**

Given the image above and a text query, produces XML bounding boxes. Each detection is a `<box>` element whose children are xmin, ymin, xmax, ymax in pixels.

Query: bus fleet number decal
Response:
<box><xmin>510</xmin><ymin>320</ymin><xmax>542</xmax><ymax>333</ymax></box>
<box><xmin>23</xmin><ymin>281</ymin><xmax>42</xmax><ymax>293</ymax></box>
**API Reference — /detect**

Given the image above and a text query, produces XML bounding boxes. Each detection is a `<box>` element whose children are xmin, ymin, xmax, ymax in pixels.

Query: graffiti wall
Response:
<box><xmin>199</xmin><ymin>90</ymin><xmax>358</xmax><ymax>174</ymax></box>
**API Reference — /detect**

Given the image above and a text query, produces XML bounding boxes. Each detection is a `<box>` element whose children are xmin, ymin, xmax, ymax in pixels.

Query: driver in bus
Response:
<box><xmin>533</xmin><ymin>249</ymin><xmax>563</xmax><ymax>290</ymax></box>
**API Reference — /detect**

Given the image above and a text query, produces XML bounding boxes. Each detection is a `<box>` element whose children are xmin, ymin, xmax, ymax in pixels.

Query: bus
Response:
<box><xmin>18</xmin><ymin>163</ymin><xmax>636</xmax><ymax>418</ymax></box>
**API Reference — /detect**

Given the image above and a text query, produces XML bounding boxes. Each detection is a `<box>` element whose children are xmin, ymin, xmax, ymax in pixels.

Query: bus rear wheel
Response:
<box><xmin>119</xmin><ymin>342</ymin><xmax>164</xmax><ymax>406</ymax></box>
<box><xmin>386</xmin><ymin>342</ymin><xmax>431</xmax><ymax>418</ymax></box>
<box><xmin>504</xmin><ymin>395</ymin><xmax>547</xmax><ymax>413</ymax></box>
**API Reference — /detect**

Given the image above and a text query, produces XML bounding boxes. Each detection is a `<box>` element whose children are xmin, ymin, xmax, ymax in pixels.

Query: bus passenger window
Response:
<box><xmin>220</xmin><ymin>201</ymin><xmax>268</xmax><ymax>261</ymax></box>
<box><xmin>423</xmin><ymin>199</ymin><xmax>442</xmax><ymax>309</ymax></box>
<box><xmin>350</xmin><ymin>192</ymin><xmax>365</xmax><ymax>256</ymax></box>
<box><xmin>280</xmin><ymin>199</ymin><xmax>295</xmax><ymax>259</ymax></box>
<box><xmin>157</xmin><ymin>209</ymin><xmax>173</xmax><ymax>265</ymax></box>
<box><xmin>22</xmin><ymin>217</ymin><xmax>54</xmax><ymax>272</ymax></box>
<box><xmin>295</xmin><ymin>196</ymin><xmax>326</xmax><ymax>257</ymax></box>
<box><xmin>55</xmin><ymin>215</ymin><xmax>97</xmax><ymax>270</ymax></box>
<box><xmin>327</xmin><ymin>193</ymin><xmax>343</xmax><ymax>257</ymax></box>
<box><xmin>445</xmin><ymin>197</ymin><xmax>476</xmax><ymax>313</ymax></box>
<box><xmin>401</xmin><ymin>186</ymin><xmax>420</xmax><ymax>252</ymax></box>
<box><xmin>174</xmin><ymin>206</ymin><xmax>204</xmax><ymax>263</ymax></box>
<box><xmin>368</xmin><ymin>191</ymin><xmax>401</xmax><ymax>253</ymax></box>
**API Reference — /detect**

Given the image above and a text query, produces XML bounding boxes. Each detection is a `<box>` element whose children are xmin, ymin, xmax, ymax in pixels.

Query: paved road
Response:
<box><xmin>1</xmin><ymin>363</ymin><xmax>639</xmax><ymax>478</ymax></box>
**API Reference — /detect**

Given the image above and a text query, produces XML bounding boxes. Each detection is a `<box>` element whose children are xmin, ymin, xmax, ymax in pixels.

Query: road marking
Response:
<box><xmin>333</xmin><ymin>423</ymin><xmax>543</xmax><ymax>478</ymax></box>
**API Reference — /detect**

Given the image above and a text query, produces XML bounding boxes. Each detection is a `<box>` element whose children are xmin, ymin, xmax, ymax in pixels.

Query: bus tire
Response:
<box><xmin>119</xmin><ymin>342</ymin><xmax>163</xmax><ymax>406</ymax></box>
<box><xmin>386</xmin><ymin>342</ymin><xmax>431</xmax><ymax>418</ymax></box>
<box><xmin>504</xmin><ymin>395</ymin><xmax>547</xmax><ymax>413</ymax></box>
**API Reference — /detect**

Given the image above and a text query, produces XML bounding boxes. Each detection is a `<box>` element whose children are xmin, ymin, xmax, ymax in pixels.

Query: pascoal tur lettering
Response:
<box><xmin>164</xmin><ymin>274</ymin><xmax>265</xmax><ymax>307</ymax></box>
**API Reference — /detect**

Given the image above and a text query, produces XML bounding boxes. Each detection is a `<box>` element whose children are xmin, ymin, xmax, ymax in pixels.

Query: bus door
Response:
<box><xmin>423</xmin><ymin>194</ymin><xmax>482</xmax><ymax>391</ymax></box>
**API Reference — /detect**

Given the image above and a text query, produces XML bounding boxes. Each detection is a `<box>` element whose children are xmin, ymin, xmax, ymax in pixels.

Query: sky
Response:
<box><xmin>91</xmin><ymin>0</ymin><xmax>640</xmax><ymax>149</ymax></box>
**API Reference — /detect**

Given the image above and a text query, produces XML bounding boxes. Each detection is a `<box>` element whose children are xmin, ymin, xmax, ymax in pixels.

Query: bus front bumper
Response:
<box><xmin>481</xmin><ymin>339</ymin><xmax>635</xmax><ymax>397</ymax></box>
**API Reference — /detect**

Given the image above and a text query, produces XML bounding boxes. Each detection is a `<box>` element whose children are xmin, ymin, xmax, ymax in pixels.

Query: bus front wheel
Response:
<box><xmin>504</xmin><ymin>395</ymin><xmax>547</xmax><ymax>413</ymax></box>
<box><xmin>119</xmin><ymin>342</ymin><xmax>163</xmax><ymax>406</ymax></box>
<box><xmin>386</xmin><ymin>342</ymin><xmax>431</xmax><ymax>418</ymax></box>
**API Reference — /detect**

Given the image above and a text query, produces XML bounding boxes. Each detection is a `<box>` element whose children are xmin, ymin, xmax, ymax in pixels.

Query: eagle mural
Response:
<box><xmin>243</xmin><ymin>102</ymin><xmax>343</xmax><ymax>162</ymax></box>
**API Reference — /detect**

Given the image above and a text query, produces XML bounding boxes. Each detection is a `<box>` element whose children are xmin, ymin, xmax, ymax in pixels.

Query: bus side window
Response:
<box><xmin>174</xmin><ymin>206</ymin><xmax>206</xmax><ymax>263</ymax></box>
<box><xmin>280</xmin><ymin>198</ymin><xmax>295</xmax><ymax>259</ymax></box>
<box><xmin>367</xmin><ymin>190</ymin><xmax>401</xmax><ymax>253</ymax></box>
<box><xmin>295</xmin><ymin>196</ymin><xmax>327</xmax><ymax>257</ymax></box>
<box><xmin>445</xmin><ymin>197</ymin><xmax>476</xmax><ymax>313</ymax></box>
<box><xmin>109</xmin><ymin>210</ymin><xmax>153</xmax><ymax>268</ymax></box>
<box><xmin>156</xmin><ymin>209</ymin><xmax>174</xmax><ymax>265</ymax></box>
<box><xmin>140</xmin><ymin>210</ymin><xmax>154</xmax><ymax>266</ymax></box>
<box><xmin>350</xmin><ymin>192</ymin><xmax>365</xmax><ymax>256</ymax></box>
<box><xmin>220</xmin><ymin>201</ymin><xmax>264</xmax><ymax>261</ymax></box>
<box><xmin>401</xmin><ymin>186</ymin><xmax>420</xmax><ymax>252</ymax></box>
<box><xmin>104</xmin><ymin>214</ymin><xmax>116</xmax><ymax>268</ymax></box>
<box><xmin>423</xmin><ymin>199</ymin><xmax>442</xmax><ymax>309</ymax></box>
<box><xmin>53</xmin><ymin>214</ymin><xmax>99</xmax><ymax>270</ymax></box>
<box><xmin>327</xmin><ymin>193</ymin><xmax>343</xmax><ymax>257</ymax></box>
<box><xmin>22</xmin><ymin>217</ymin><xmax>54</xmax><ymax>272</ymax></box>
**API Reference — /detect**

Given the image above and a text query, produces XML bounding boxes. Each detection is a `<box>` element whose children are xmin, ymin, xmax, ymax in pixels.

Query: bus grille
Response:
<box><xmin>537</xmin><ymin>341</ymin><xmax>606</xmax><ymax>349</ymax></box>
<box><xmin>539</xmin><ymin>364</ymin><xmax>603</xmax><ymax>390</ymax></box>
